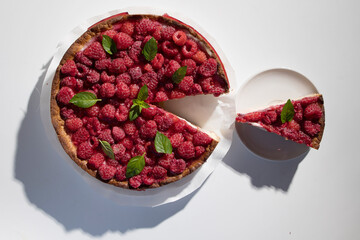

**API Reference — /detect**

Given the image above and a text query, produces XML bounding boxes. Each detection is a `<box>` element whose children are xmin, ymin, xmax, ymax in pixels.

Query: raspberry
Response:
<box><xmin>124</xmin><ymin>122</ymin><xmax>137</xmax><ymax>136</ymax></box>
<box><xmin>200</xmin><ymin>77</ymin><xmax>213</xmax><ymax>92</ymax></box>
<box><xmin>181</xmin><ymin>59</ymin><xmax>197</xmax><ymax>75</ymax></box>
<box><xmin>98</xmin><ymin>164</ymin><xmax>116</xmax><ymax>181</ymax></box>
<box><xmin>135</xmin><ymin>35</ymin><xmax>144</xmax><ymax>41</ymax></box>
<box><xmin>139</xmin><ymin>120</ymin><xmax>157</xmax><ymax>139</ymax></box>
<box><xmin>162</xmin><ymin>41</ymin><xmax>179</xmax><ymax>56</ymax></box>
<box><xmin>114</xmin><ymin>82</ymin><xmax>130</xmax><ymax>99</ymax></box>
<box><xmin>300</xmin><ymin>96</ymin><xmax>319</xmax><ymax>106</ymax></box>
<box><xmin>135</xmin><ymin>116</ymin><xmax>146</xmax><ymax>128</ymax></box>
<box><xmin>153</xmin><ymin>91</ymin><xmax>169</xmax><ymax>102</ymax></box>
<box><xmin>141</xmin><ymin>106</ymin><xmax>157</xmax><ymax>119</ymax></box>
<box><xmin>83</xmin><ymin>41</ymin><xmax>106</xmax><ymax>60</ymax></box>
<box><xmin>129</xmin><ymin>41</ymin><xmax>142</xmax><ymax>63</ymax></box>
<box><xmin>154</xmin><ymin>114</ymin><xmax>173</xmax><ymax>131</ymax></box>
<box><xmin>195</xmin><ymin>146</ymin><xmax>205</xmax><ymax>158</ymax></box>
<box><xmin>112</xmin><ymin>126</ymin><xmax>125</xmax><ymax>142</ymax></box>
<box><xmin>99</xmin><ymin>104</ymin><xmax>116</xmax><ymax>121</ymax></box>
<box><xmin>192</xmin><ymin>50</ymin><xmax>207</xmax><ymax>63</ymax></box>
<box><xmin>172</xmin><ymin>120</ymin><xmax>186</xmax><ymax>133</ymax></box>
<box><xmin>165</xmin><ymin>83</ymin><xmax>174</xmax><ymax>90</ymax></box>
<box><xmin>174</xmin><ymin>53</ymin><xmax>182</xmax><ymax>63</ymax></box>
<box><xmin>144</xmin><ymin>154</ymin><xmax>156</xmax><ymax>166</ymax></box>
<box><xmin>76</xmin><ymin>63</ymin><xmax>89</xmax><ymax>78</ymax></box>
<box><xmin>172</xmin><ymin>30</ymin><xmax>187</xmax><ymax>46</ymax></box>
<box><xmin>151</xmin><ymin>53</ymin><xmax>164</xmax><ymax>70</ymax></box>
<box><xmin>131</xmin><ymin>144</ymin><xmax>146</xmax><ymax>157</ymax></box>
<box><xmin>100</xmin><ymin>83</ymin><xmax>115</xmax><ymax>98</ymax></box>
<box><xmin>199</xmin><ymin>58</ymin><xmax>217</xmax><ymax>77</ymax></box>
<box><xmin>85</xmin><ymin>105</ymin><xmax>100</xmax><ymax>117</ymax></box>
<box><xmin>113</xmin><ymin>143</ymin><xmax>126</xmax><ymax>160</ymax></box>
<box><xmin>135</xmin><ymin>18</ymin><xmax>155</xmax><ymax>36</ymax></box>
<box><xmin>178</xmin><ymin>76</ymin><xmax>194</xmax><ymax>92</ymax></box>
<box><xmin>61</xmin><ymin>76</ymin><xmax>77</xmax><ymax>89</ymax></box>
<box><xmin>245</xmin><ymin>112</ymin><xmax>263</xmax><ymax>122</ymax></box>
<box><xmin>61</xmin><ymin>60</ymin><xmax>77</xmax><ymax>77</ymax></box>
<box><xmin>141</xmin><ymin>166</ymin><xmax>155</xmax><ymax>185</ymax></box>
<box><xmin>153</xmin><ymin>26</ymin><xmax>162</xmax><ymax>40</ymax></box>
<box><xmin>129</xmin><ymin>175</ymin><xmax>142</xmax><ymax>188</ymax></box>
<box><xmin>120</xmin><ymin>22</ymin><xmax>134</xmax><ymax>36</ymax></box>
<box><xmin>77</xmin><ymin>141</ymin><xmax>93</xmax><ymax>160</ymax></box>
<box><xmin>95</xmin><ymin>58</ymin><xmax>112</xmax><ymax>71</ymax></box>
<box><xmin>177</xmin><ymin>141</ymin><xmax>195</xmax><ymax>160</ymax></box>
<box><xmin>304</xmin><ymin>121</ymin><xmax>321</xmax><ymax>136</ymax></box>
<box><xmin>115</xmin><ymin>104</ymin><xmax>129</xmax><ymax>122</ymax></box>
<box><xmin>262</xmin><ymin>110</ymin><xmax>278</xmax><ymax>124</ymax></box>
<box><xmin>182</xmin><ymin>40</ymin><xmax>198</xmax><ymax>58</ymax></box>
<box><xmin>141</xmin><ymin>72</ymin><xmax>158</xmax><ymax>90</ymax></box>
<box><xmin>113</xmin><ymin>32</ymin><xmax>134</xmax><ymax>50</ymax></box>
<box><xmin>169</xmin><ymin>158</ymin><xmax>186</xmax><ymax>174</ymax></box>
<box><xmin>170</xmin><ymin>90</ymin><xmax>186</xmax><ymax>99</ymax></box>
<box><xmin>86</xmin><ymin>69</ymin><xmax>100</xmax><ymax>84</ymax></box>
<box><xmin>100</xmin><ymin>71</ymin><xmax>115</xmax><ymax>83</ymax></box>
<box><xmin>153</xmin><ymin>166</ymin><xmax>167</xmax><ymax>179</ymax></box>
<box><xmin>57</xmin><ymin>87</ymin><xmax>74</xmax><ymax>105</ymax></box>
<box><xmin>298</xmin><ymin>130</ymin><xmax>312</xmax><ymax>145</ymax></box>
<box><xmin>281</xmin><ymin>127</ymin><xmax>299</xmax><ymax>140</ymax></box>
<box><xmin>106</xmin><ymin>158</ymin><xmax>119</xmax><ymax>168</ymax></box>
<box><xmin>129</xmin><ymin>67</ymin><xmax>143</xmax><ymax>81</ymax></box>
<box><xmin>288</xmin><ymin>120</ymin><xmax>301</xmax><ymax>131</ymax></box>
<box><xmin>115</xmin><ymin>165</ymin><xmax>127</xmax><ymax>181</ymax></box>
<box><xmin>109</xmin><ymin>58</ymin><xmax>127</xmax><ymax>74</ymax></box>
<box><xmin>101</xmin><ymin>30</ymin><xmax>117</xmax><ymax>40</ymax></box>
<box><xmin>304</xmin><ymin>103</ymin><xmax>323</xmax><ymax>120</ymax></box>
<box><xmin>170</xmin><ymin>133</ymin><xmax>184</xmax><ymax>148</ymax></box>
<box><xmin>129</xmin><ymin>84</ymin><xmax>140</xmax><ymax>99</ymax></box>
<box><xmin>98</xmin><ymin>129</ymin><xmax>114</xmax><ymax>145</ymax></box>
<box><xmin>161</xmin><ymin>26</ymin><xmax>175</xmax><ymax>40</ymax></box>
<box><xmin>76</xmin><ymin>79</ymin><xmax>84</xmax><ymax>90</ymax></box>
<box><xmin>87</xmin><ymin>153</ymin><xmax>105</xmax><ymax>170</ymax></box>
<box><xmin>191</xmin><ymin>83</ymin><xmax>203</xmax><ymax>94</ymax></box>
<box><xmin>121</xmin><ymin>138</ymin><xmax>134</xmax><ymax>150</ymax></box>
<box><xmin>123</xmin><ymin>54</ymin><xmax>134</xmax><ymax>68</ymax></box>
<box><xmin>65</xmin><ymin>118</ymin><xmax>83</xmax><ymax>132</ymax></box>
<box><xmin>61</xmin><ymin>107</ymin><xmax>76</xmax><ymax>119</ymax></box>
<box><xmin>115</xmin><ymin>73</ymin><xmax>131</xmax><ymax>85</ymax></box>
<box><xmin>85</xmin><ymin>117</ymin><xmax>102</xmax><ymax>136</ymax></box>
<box><xmin>144</xmin><ymin>63</ymin><xmax>154</xmax><ymax>72</ymax></box>
<box><xmin>294</xmin><ymin>102</ymin><xmax>303</xmax><ymax>122</ymax></box>
<box><xmin>75</xmin><ymin>51</ymin><xmax>92</xmax><ymax>66</ymax></box>
<box><xmin>157</xmin><ymin>67</ymin><xmax>166</xmax><ymax>82</ymax></box>
<box><xmin>165</xmin><ymin>60</ymin><xmax>181</xmax><ymax>77</ymax></box>
<box><xmin>193</xmin><ymin>132</ymin><xmax>212</xmax><ymax>146</ymax></box>
<box><xmin>89</xmin><ymin>136</ymin><xmax>99</xmax><ymax>149</ymax></box>
<box><xmin>158</xmin><ymin>153</ymin><xmax>174</xmax><ymax>170</ymax></box>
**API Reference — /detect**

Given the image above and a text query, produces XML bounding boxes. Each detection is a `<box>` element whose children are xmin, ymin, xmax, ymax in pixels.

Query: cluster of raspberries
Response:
<box><xmin>56</xmin><ymin>18</ymin><xmax>224</xmax><ymax>189</ymax></box>
<box><xmin>236</xmin><ymin>96</ymin><xmax>323</xmax><ymax>146</ymax></box>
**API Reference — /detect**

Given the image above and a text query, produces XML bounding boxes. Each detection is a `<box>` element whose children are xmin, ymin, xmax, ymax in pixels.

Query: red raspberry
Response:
<box><xmin>172</xmin><ymin>30</ymin><xmax>187</xmax><ymax>46</ymax></box>
<box><xmin>152</xmin><ymin>91</ymin><xmax>168</xmax><ymax>102</ymax></box>
<box><xmin>195</xmin><ymin>146</ymin><xmax>205</xmax><ymax>158</ymax></box>
<box><xmin>153</xmin><ymin>26</ymin><xmax>162</xmax><ymax>40</ymax></box>
<box><xmin>170</xmin><ymin>90</ymin><xmax>186</xmax><ymax>99</ymax></box>
<box><xmin>112</xmin><ymin>126</ymin><xmax>125</xmax><ymax>142</ymax></box>
<box><xmin>181</xmin><ymin>59</ymin><xmax>197</xmax><ymax>75</ymax></box>
<box><xmin>153</xmin><ymin>166</ymin><xmax>167</xmax><ymax>179</ymax></box>
<box><xmin>83</xmin><ymin>41</ymin><xmax>106</xmax><ymax>60</ymax></box>
<box><xmin>141</xmin><ymin>166</ymin><xmax>155</xmax><ymax>186</ymax></box>
<box><xmin>99</xmin><ymin>104</ymin><xmax>116</xmax><ymax>121</ymax></box>
<box><xmin>129</xmin><ymin>175</ymin><xmax>142</xmax><ymax>188</ymax></box>
<box><xmin>115</xmin><ymin>82</ymin><xmax>131</xmax><ymax>99</ymax></box>
<box><xmin>172</xmin><ymin>120</ymin><xmax>186</xmax><ymax>133</ymax></box>
<box><xmin>95</xmin><ymin>58</ymin><xmax>112</xmax><ymax>71</ymax></box>
<box><xmin>100</xmin><ymin>83</ymin><xmax>115</xmax><ymax>98</ymax></box>
<box><xmin>98</xmin><ymin>164</ymin><xmax>116</xmax><ymax>181</ymax></box>
<box><xmin>115</xmin><ymin>165</ymin><xmax>127</xmax><ymax>181</ymax></box>
<box><xmin>75</xmin><ymin>63</ymin><xmax>89</xmax><ymax>78</ymax></box>
<box><xmin>57</xmin><ymin>87</ymin><xmax>74</xmax><ymax>105</ymax></box>
<box><xmin>193</xmin><ymin>132</ymin><xmax>212</xmax><ymax>146</ymax></box>
<box><xmin>115</xmin><ymin>73</ymin><xmax>131</xmax><ymax>85</ymax></box>
<box><xmin>244</xmin><ymin>112</ymin><xmax>263</xmax><ymax>122</ymax></box>
<box><xmin>169</xmin><ymin>158</ymin><xmax>186</xmax><ymax>174</ymax></box>
<box><xmin>113</xmin><ymin>143</ymin><xmax>126</xmax><ymax>160</ymax></box>
<box><xmin>85</xmin><ymin>117</ymin><xmax>101</xmax><ymax>136</ymax></box>
<box><xmin>101</xmin><ymin>30</ymin><xmax>117</xmax><ymax>40</ymax></box>
<box><xmin>170</xmin><ymin>133</ymin><xmax>184</xmax><ymax>148</ymax></box>
<box><xmin>129</xmin><ymin>67</ymin><xmax>143</xmax><ymax>81</ymax></box>
<box><xmin>129</xmin><ymin>84</ymin><xmax>140</xmax><ymax>99</ymax></box>
<box><xmin>141</xmin><ymin>72</ymin><xmax>158</xmax><ymax>90</ymax></box>
<box><xmin>61</xmin><ymin>60</ymin><xmax>77</xmax><ymax>77</ymax></box>
<box><xmin>121</xmin><ymin>138</ymin><xmax>134</xmax><ymax>150</ymax></box>
<box><xmin>165</xmin><ymin>60</ymin><xmax>181</xmax><ymax>77</ymax></box>
<box><xmin>113</xmin><ymin>32</ymin><xmax>134</xmax><ymax>50</ymax></box>
<box><xmin>88</xmin><ymin>153</ymin><xmax>105</xmax><ymax>170</ymax></box>
<box><xmin>65</xmin><ymin>118</ymin><xmax>83</xmax><ymax>132</ymax></box>
<box><xmin>135</xmin><ymin>116</ymin><xmax>146</xmax><ymax>128</ymax></box>
<box><xmin>115</xmin><ymin>104</ymin><xmax>129</xmax><ymax>122</ymax></box>
<box><xmin>158</xmin><ymin>153</ymin><xmax>174</xmax><ymax>170</ymax></box>
<box><xmin>182</xmin><ymin>40</ymin><xmax>198</xmax><ymax>58</ymax></box>
<box><xmin>98</xmin><ymin>129</ymin><xmax>114</xmax><ymax>145</ymax></box>
<box><xmin>154</xmin><ymin>114</ymin><xmax>173</xmax><ymax>131</ymax></box>
<box><xmin>129</xmin><ymin>41</ymin><xmax>142</xmax><ymax>63</ymax></box>
<box><xmin>262</xmin><ymin>110</ymin><xmax>278</xmax><ymax>124</ymax></box>
<box><xmin>165</xmin><ymin>83</ymin><xmax>174</xmax><ymax>91</ymax></box>
<box><xmin>75</xmin><ymin>51</ymin><xmax>92</xmax><ymax>66</ymax></box>
<box><xmin>174</xmin><ymin>53</ymin><xmax>182</xmax><ymax>63</ymax></box>
<box><xmin>106</xmin><ymin>158</ymin><xmax>119</xmax><ymax>168</ymax></box>
<box><xmin>86</xmin><ymin>69</ymin><xmax>100</xmax><ymax>84</ymax></box>
<box><xmin>61</xmin><ymin>76</ymin><xmax>77</xmax><ymax>90</ymax></box>
<box><xmin>141</xmin><ymin>106</ymin><xmax>157</xmax><ymax>119</ymax></box>
<box><xmin>151</xmin><ymin>53</ymin><xmax>164</xmax><ymax>70</ymax></box>
<box><xmin>135</xmin><ymin>18</ymin><xmax>155</xmax><ymax>36</ymax></box>
<box><xmin>294</xmin><ymin>102</ymin><xmax>303</xmax><ymax>122</ymax></box>
<box><xmin>161</xmin><ymin>26</ymin><xmax>175</xmax><ymax>40</ymax></box>
<box><xmin>119</xmin><ymin>151</ymin><xmax>130</xmax><ymax>166</ymax></box>
<box><xmin>131</xmin><ymin>144</ymin><xmax>146</xmax><ymax>157</ymax></box>
<box><xmin>123</xmin><ymin>55</ymin><xmax>134</xmax><ymax>68</ymax></box>
<box><xmin>300</xmin><ymin>96</ymin><xmax>319</xmax><ymax>106</ymax></box>
<box><xmin>200</xmin><ymin>77</ymin><xmax>213</xmax><ymax>92</ymax></box>
<box><xmin>304</xmin><ymin>103</ymin><xmax>323</xmax><ymax>120</ymax></box>
<box><xmin>192</xmin><ymin>50</ymin><xmax>207</xmax><ymax>63</ymax></box>
<box><xmin>85</xmin><ymin>105</ymin><xmax>100</xmax><ymax>117</ymax></box>
<box><xmin>288</xmin><ymin>120</ymin><xmax>301</xmax><ymax>131</ymax></box>
<box><xmin>298</xmin><ymin>130</ymin><xmax>312</xmax><ymax>145</ymax></box>
<box><xmin>191</xmin><ymin>84</ymin><xmax>203</xmax><ymax>94</ymax></box>
<box><xmin>120</xmin><ymin>22</ymin><xmax>134</xmax><ymax>36</ymax></box>
<box><xmin>77</xmin><ymin>141</ymin><xmax>93</xmax><ymax>160</ymax></box>
<box><xmin>199</xmin><ymin>58</ymin><xmax>217</xmax><ymax>77</ymax></box>
<box><xmin>61</xmin><ymin>107</ymin><xmax>76</xmax><ymax>119</ymax></box>
<box><xmin>162</xmin><ymin>41</ymin><xmax>179</xmax><ymax>57</ymax></box>
<box><xmin>178</xmin><ymin>76</ymin><xmax>194</xmax><ymax>92</ymax></box>
<box><xmin>109</xmin><ymin>58</ymin><xmax>127</xmax><ymax>74</ymax></box>
<box><xmin>124</xmin><ymin>122</ymin><xmax>137</xmax><ymax>136</ymax></box>
<box><xmin>100</xmin><ymin>71</ymin><xmax>115</xmax><ymax>83</ymax></box>
<box><xmin>177</xmin><ymin>141</ymin><xmax>195</xmax><ymax>160</ymax></box>
<box><xmin>139</xmin><ymin>120</ymin><xmax>157</xmax><ymax>139</ymax></box>
<box><xmin>144</xmin><ymin>63</ymin><xmax>154</xmax><ymax>72</ymax></box>
<box><xmin>157</xmin><ymin>67</ymin><xmax>166</xmax><ymax>82</ymax></box>
<box><xmin>304</xmin><ymin>121</ymin><xmax>321</xmax><ymax>136</ymax></box>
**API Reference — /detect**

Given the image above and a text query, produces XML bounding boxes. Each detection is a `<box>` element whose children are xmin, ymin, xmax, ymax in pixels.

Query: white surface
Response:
<box><xmin>1</xmin><ymin>0</ymin><xmax>359</xmax><ymax>239</ymax></box>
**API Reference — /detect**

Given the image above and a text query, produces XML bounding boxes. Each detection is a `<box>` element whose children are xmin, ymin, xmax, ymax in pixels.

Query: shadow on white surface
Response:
<box><xmin>222</xmin><ymin>122</ymin><xmax>308</xmax><ymax>192</ymax></box>
<box><xmin>14</xmin><ymin>61</ymin><xmax>193</xmax><ymax>235</ymax></box>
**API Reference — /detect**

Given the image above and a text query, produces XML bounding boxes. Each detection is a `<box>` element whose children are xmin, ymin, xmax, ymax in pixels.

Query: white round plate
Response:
<box><xmin>236</xmin><ymin>68</ymin><xmax>319</xmax><ymax>161</ymax></box>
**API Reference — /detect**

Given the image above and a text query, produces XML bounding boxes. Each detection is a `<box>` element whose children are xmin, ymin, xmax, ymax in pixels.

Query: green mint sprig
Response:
<box><xmin>142</xmin><ymin>37</ymin><xmax>157</xmax><ymax>61</ymax></box>
<box><xmin>281</xmin><ymin>99</ymin><xmax>295</xmax><ymax>123</ymax></box>
<box><xmin>129</xmin><ymin>84</ymin><xmax>150</xmax><ymax>121</ymax></box>
<box><xmin>69</xmin><ymin>92</ymin><xmax>101</xmax><ymax>108</ymax></box>
<box><xmin>172</xmin><ymin>66</ymin><xmax>187</xmax><ymax>84</ymax></box>
<box><xmin>102</xmin><ymin>35</ymin><xmax>117</xmax><ymax>55</ymax></box>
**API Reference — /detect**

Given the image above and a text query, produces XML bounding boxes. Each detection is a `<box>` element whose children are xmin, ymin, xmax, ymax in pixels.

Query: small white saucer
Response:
<box><xmin>236</xmin><ymin>68</ymin><xmax>318</xmax><ymax>161</ymax></box>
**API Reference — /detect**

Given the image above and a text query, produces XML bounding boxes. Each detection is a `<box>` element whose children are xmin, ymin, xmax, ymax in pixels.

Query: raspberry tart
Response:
<box><xmin>51</xmin><ymin>13</ymin><xmax>229</xmax><ymax>190</ymax></box>
<box><xmin>236</xmin><ymin>94</ymin><xmax>325</xmax><ymax>149</ymax></box>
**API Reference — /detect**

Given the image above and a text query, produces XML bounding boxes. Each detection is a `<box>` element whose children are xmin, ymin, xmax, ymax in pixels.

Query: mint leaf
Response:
<box><xmin>128</xmin><ymin>84</ymin><xmax>150</xmax><ymax>121</ymax></box>
<box><xmin>69</xmin><ymin>92</ymin><xmax>101</xmax><ymax>108</ymax></box>
<box><xmin>154</xmin><ymin>131</ymin><xmax>173</xmax><ymax>154</ymax></box>
<box><xmin>281</xmin><ymin>99</ymin><xmax>295</xmax><ymax>123</ymax></box>
<box><xmin>129</xmin><ymin>104</ymin><xmax>141</xmax><ymax>121</ymax></box>
<box><xmin>126</xmin><ymin>155</ymin><xmax>145</xmax><ymax>178</ymax></box>
<box><xmin>137</xmin><ymin>84</ymin><xmax>148</xmax><ymax>101</ymax></box>
<box><xmin>99</xmin><ymin>140</ymin><xmax>115</xmax><ymax>160</ymax></box>
<box><xmin>102</xmin><ymin>35</ymin><xmax>117</xmax><ymax>55</ymax></box>
<box><xmin>142</xmin><ymin>37</ymin><xmax>157</xmax><ymax>61</ymax></box>
<box><xmin>172</xmin><ymin>66</ymin><xmax>187</xmax><ymax>84</ymax></box>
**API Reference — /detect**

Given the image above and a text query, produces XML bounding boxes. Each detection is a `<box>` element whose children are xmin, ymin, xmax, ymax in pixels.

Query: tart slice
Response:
<box><xmin>50</xmin><ymin>13</ymin><xmax>229</xmax><ymax>190</ymax></box>
<box><xmin>236</xmin><ymin>94</ymin><xmax>325</xmax><ymax>149</ymax></box>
